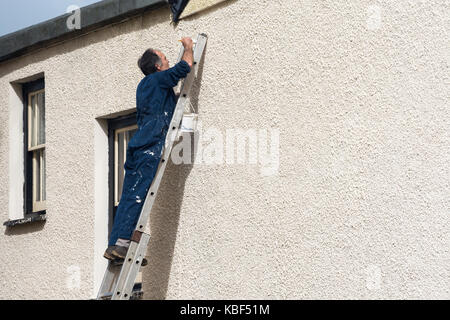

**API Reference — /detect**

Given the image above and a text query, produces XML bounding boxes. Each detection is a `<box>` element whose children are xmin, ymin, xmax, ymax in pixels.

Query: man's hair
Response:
<box><xmin>138</xmin><ymin>48</ymin><xmax>162</xmax><ymax>76</ymax></box>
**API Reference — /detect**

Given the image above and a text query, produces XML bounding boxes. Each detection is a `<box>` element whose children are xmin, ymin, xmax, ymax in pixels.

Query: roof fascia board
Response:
<box><xmin>0</xmin><ymin>0</ymin><xmax>168</xmax><ymax>64</ymax></box>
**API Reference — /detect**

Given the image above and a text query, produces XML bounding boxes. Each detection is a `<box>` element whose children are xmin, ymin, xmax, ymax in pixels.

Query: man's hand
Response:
<box><xmin>180</xmin><ymin>37</ymin><xmax>194</xmax><ymax>68</ymax></box>
<box><xmin>180</xmin><ymin>37</ymin><xmax>193</xmax><ymax>50</ymax></box>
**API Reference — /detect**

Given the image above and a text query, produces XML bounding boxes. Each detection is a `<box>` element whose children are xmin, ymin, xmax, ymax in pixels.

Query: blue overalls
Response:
<box><xmin>108</xmin><ymin>60</ymin><xmax>191</xmax><ymax>246</ymax></box>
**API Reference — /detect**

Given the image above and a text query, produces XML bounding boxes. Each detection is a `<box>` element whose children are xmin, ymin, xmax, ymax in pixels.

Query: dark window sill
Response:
<box><xmin>3</xmin><ymin>212</ymin><xmax>46</xmax><ymax>227</ymax></box>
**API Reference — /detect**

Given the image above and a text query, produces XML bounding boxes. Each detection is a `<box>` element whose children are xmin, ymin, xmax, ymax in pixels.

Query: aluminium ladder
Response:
<box><xmin>97</xmin><ymin>33</ymin><xmax>208</xmax><ymax>300</ymax></box>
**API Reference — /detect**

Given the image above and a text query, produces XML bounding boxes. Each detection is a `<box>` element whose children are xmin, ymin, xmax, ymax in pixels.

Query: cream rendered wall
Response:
<box><xmin>0</xmin><ymin>0</ymin><xmax>448</xmax><ymax>299</ymax></box>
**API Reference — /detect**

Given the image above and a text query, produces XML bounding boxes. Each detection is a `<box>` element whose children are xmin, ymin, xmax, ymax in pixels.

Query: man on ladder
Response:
<box><xmin>103</xmin><ymin>37</ymin><xmax>194</xmax><ymax>264</ymax></box>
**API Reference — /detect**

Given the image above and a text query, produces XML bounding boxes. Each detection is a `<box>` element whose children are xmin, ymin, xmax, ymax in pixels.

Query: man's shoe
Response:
<box><xmin>103</xmin><ymin>246</ymin><xmax>117</xmax><ymax>261</ymax></box>
<box><xmin>111</xmin><ymin>245</ymin><xmax>128</xmax><ymax>259</ymax></box>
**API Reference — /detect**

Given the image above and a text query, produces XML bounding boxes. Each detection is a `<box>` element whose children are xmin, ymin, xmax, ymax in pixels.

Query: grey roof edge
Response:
<box><xmin>0</xmin><ymin>0</ymin><xmax>168</xmax><ymax>64</ymax></box>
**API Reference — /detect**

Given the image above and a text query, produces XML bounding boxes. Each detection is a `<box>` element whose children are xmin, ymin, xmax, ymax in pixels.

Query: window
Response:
<box><xmin>108</xmin><ymin>113</ymin><xmax>137</xmax><ymax>227</ymax></box>
<box><xmin>23</xmin><ymin>78</ymin><xmax>46</xmax><ymax>215</ymax></box>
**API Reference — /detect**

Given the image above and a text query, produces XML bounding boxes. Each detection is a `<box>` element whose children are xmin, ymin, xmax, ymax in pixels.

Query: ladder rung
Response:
<box><xmin>98</xmin><ymin>290</ymin><xmax>143</xmax><ymax>300</ymax></box>
<box><xmin>99</xmin><ymin>292</ymin><xmax>113</xmax><ymax>300</ymax></box>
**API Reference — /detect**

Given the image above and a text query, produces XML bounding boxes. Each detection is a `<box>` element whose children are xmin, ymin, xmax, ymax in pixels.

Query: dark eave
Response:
<box><xmin>0</xmin><ymin>0</ymin><xmax>168</xmax><ymax>64</ymax></box>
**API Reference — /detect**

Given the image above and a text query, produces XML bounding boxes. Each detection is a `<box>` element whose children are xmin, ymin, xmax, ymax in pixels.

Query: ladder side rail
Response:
<box><xmin>114</xmin><ymin>233</ymin><xmax>150</xmax><ymax>299</ymax></box>
<box><xmin>97</xmin><ymin>40</ymin><xmax>192</xmax><ymax>300</ymax></box>
<box><xmin>97</xmin><ymin>264</ymin><xmax>121</xmax><ymax>299</ymax></box>
<box><xmin>110</xmin><ymin>241</ymin><xmax>140</xmax><ymax>299</ymax></box>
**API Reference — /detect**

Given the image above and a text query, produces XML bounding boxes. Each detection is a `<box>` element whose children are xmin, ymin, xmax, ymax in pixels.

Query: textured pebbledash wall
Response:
<box><xmin>0</xmin><ymin>0</ymin><xmax>448</xmax><ymax>299</ymax></box>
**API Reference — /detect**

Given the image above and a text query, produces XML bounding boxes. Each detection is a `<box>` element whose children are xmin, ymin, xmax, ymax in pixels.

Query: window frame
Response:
<box><xmin>28</xmin><ymin>89</ymin><xmax>46</xmax><ymax>212</ymax></box>
<box><xmin>22</xmin><ymin>78</ymin><xmax>46</xmax><ymax>216</ymax></box>
<box><xmin>114</xmin><ymin>124</ymin><xmax>138</xmax><ymax>207</ymax></box>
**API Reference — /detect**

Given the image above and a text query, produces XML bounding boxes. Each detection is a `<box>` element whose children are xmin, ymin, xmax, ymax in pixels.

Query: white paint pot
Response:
<box><xmin>180</xmin><ymin>113</ymin><xmax>198</xmax><ymax>133</ymax></box>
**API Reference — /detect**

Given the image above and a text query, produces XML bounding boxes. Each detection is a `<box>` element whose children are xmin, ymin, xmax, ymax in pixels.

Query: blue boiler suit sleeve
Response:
<box><xmin>156</xmin><ymin>60</ymin><xmax>191</xmax><ymax>88</ymax></box>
